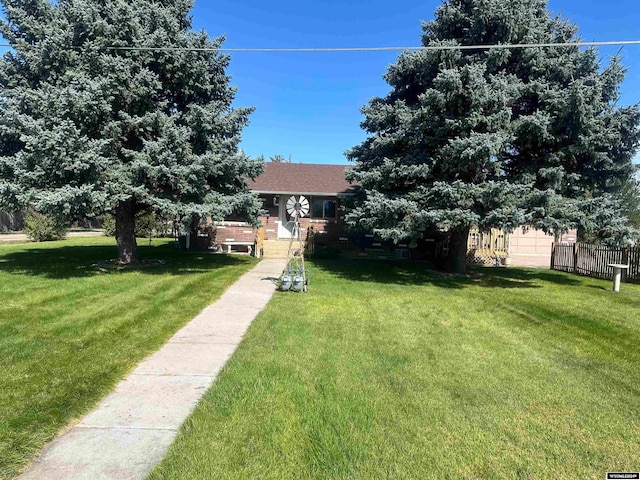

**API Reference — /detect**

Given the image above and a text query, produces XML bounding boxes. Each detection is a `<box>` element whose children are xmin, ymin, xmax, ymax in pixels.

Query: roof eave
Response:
<box><xmin>252</xmin><ymin>190</ymin><xmax>358</xmax><ymax>197</ymax></box>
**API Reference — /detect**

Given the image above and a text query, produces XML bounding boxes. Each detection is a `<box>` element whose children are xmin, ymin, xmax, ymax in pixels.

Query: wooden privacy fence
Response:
<box><xmin>551</xmin><ymin>243</ymin><xmax>640</xmax><ymax>283</ymax></box>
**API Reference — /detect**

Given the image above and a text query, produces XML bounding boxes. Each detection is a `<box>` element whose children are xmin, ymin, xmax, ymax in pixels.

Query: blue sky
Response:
<box><xmin>190</xmin><ymin>0</ymin><xmax>640</xmax><ymax>165</ymax></box>
<box><xmin>1</xmin><ymin>1</ymin><xmax>639</xmax><ymax>165</ymax></box>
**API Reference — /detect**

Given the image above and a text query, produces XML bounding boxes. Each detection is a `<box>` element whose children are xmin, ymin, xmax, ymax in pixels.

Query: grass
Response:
<box><xmin>149</xmin><ymin>260</ymin><xmax>640</xmax><ymax>480</ymax></box>
<box><xmin>0</xmin><ymin>237</ymin><xmax>257</xmax><ymax>479</ymax></box>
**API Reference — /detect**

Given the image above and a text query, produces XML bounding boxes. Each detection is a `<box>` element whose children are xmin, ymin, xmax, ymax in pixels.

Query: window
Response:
<box><xmin>311</xmin><ymin>199</ymin><xmax>337</xmax><ymax>219</ymax></box>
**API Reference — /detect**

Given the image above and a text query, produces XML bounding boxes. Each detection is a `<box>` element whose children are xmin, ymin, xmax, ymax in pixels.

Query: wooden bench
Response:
<box><xmin>221</xmin><ymin>241</ymin><xmax>254</xmax><ymax>255</ymax></box>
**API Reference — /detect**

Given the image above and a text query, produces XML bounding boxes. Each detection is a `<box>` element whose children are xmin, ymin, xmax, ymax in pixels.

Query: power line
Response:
<box><xmin>1</xmin><ymin>40</ymin><xmax>640</xmax><ymax>53</ymax></box>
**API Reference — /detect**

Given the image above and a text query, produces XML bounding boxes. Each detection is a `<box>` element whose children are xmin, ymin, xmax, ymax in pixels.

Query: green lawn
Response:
<box><xmin>150</xmin><ymin>260</ymin><xmax>640</xmax><ymax>480</ymax></box>
<box><xmin>0</xmin><ymin>237</ymin><xmax>257</xmax><ymax>479</ymax></box>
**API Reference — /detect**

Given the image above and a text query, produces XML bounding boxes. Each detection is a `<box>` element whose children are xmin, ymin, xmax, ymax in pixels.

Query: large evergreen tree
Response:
<box><xmin>0</xmin><ymin>0</ymin><xmax>262</xmax><ymax>263</ymax></box>
<box><xmin>617</xmin><ymin>169</ymin><xmax>640</xmax><ymax>240</ymax></box>
<box><xmin>347</xmin><ymin>0</ymin><xmax>640</xmax><ymax>272</ymax></box>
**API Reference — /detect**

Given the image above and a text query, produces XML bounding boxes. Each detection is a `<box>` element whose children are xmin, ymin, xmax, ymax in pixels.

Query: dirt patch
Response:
<box><xmin>95</xmin><ymin>259</ymin><xmax>166</xmax><ymax>271</ymax></box>
<box><xmin>426</xmin><ymin>269</ymin><xmax>485</xmax><ymax>279</ymax></box>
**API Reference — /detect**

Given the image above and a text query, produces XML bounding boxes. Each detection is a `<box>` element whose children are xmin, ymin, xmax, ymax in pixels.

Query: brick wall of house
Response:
<box><xmin>211</xmin><ymin>224</ymin><xmax>257</xmax><ymax>245</ymax></box>
<box><xmin>210</xmin><ymin>194</ymin><xmax>351</xmax><ymax>249</ymax></box>
<box><xmin>253</xmin><ymin>194</ymin><xmax>350</xmax><ymax>244</ymax></box>
<box><xmin>252</xmin><ymin>216</ymin><xmax>345</xmax><ymax>243</ymax></box>
<box><xmin>305</xmin><ymin>218</ymin><xmax>345</xmax><ymax>244</ymax></box>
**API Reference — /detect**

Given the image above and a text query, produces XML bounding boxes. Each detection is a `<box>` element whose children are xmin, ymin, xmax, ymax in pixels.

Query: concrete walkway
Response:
<box><xmin>20</xmin><ymin>258</ymin><xmax>286</xmax><ymax>480</ymax></box>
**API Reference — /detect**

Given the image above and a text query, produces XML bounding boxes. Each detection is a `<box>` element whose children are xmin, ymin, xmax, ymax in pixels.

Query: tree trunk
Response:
<box><xmin>447</xmin><ymin>226</ymin><xmax>470</xmax><ymax>274</ymax></box>
<box><xmin>115</xmin><ymin>200</ymin><xmax>140</xmax><ymax>264</ymax></box>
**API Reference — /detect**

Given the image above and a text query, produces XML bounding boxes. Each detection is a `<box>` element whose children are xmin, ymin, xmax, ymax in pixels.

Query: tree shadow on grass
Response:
<box><xmin>0</xmin><ymin>243</ymin><xmax>251</xmax><ymax>279</ymax></box>
<box><xmin>589</xmin><ymin>285</ymin><xmax>610</xmax><ymax>291</ymax></box>
<box><xmin>503</xmin><ymin>297</ymin><xmax>640</xmax><ymax>402</ymax></box>
<box><xmin>311</xmin><ymin>258</ymin><xmax>583</xmax><ymax>290</ymax></box>
<box><xmin>485</xmin><ymin>267</ymin><xmax>583</xmax><ymax>286</ymax></box>
<box><xmin>503</xmin><ymin>300</ymin><xmax>640</xmax><ymax>396</ymax></box>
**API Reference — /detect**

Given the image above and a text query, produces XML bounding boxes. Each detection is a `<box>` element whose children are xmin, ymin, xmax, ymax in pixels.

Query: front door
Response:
<box><xmin>278</xmin><ymin>195</ymin><xmax>294</xmax><ymax>239</ymax></box>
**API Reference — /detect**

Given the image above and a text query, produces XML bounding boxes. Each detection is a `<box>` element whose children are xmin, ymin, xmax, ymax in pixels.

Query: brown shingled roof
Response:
<box><xmin>249</xmin><ymin>163</ymin><xmax>359</xmax><ymax>195</ymax></box>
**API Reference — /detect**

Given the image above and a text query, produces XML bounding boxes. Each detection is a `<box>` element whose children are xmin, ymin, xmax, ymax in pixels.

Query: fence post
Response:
<box><xmin>550</xmin><ymin>242</ymin><xmax>555</xmax><ymax>270</ymax></box>
<box><xmin>622</xmin><ymin>247</ymin><xmax>630</xmax><ymax>282</ymax></box>
<box><xmin>573</xmin><ymin>243</ymin><xmax>578</xmax><ymax>274</ymax></box>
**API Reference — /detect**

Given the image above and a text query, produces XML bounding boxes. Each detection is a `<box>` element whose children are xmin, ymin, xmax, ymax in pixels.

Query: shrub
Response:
<box><xmin>136</xmin><ymin>212</ymin><xmax>166</xmax><ymax>238</ymax></box>
<box><xmin>102</xmin><ymin>215</ymin><xmax>115</xmax><ymax>237</ymax></box>
<box><xmin>102</xmin><ymin>212</ymin><xmax>170</xmax><ymax>238</ymax></box>
<box><xmin>23</xmin><ymin>211</ymin><xmax>68</xmax><ymax>242</ymax></box>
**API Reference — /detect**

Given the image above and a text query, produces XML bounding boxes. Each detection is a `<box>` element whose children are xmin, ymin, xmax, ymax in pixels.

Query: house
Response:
<box><xmin>208</xmin><ymin>162</ymin><xmax>575</xmax><ymax>265</ymax></box>
<box><xmin>465</xmin><ymin>227</ymin><xmax>576</xmax><ymax>268</ymax></box>
<box><xmin>209</xmin><ymin>163</ymin><xmax>358</xmax><ymax>257</ymax></box>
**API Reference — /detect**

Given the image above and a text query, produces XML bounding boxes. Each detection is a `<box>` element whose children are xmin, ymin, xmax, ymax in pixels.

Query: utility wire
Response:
<box><xmin>1</xmin><ymin>40</ymin><xmax>640</xmax><ymax>52</ymax></box>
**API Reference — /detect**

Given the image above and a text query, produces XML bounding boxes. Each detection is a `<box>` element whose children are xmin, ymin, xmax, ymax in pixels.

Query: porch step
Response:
<box><xmin>261</xmin><ymin>240</ymin><xmax>306</xmax><ymax>259</ymax></box>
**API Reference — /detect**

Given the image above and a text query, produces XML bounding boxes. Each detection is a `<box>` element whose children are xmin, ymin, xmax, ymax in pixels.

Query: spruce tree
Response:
<box><xmin>347</xmin><ymin>0</ymin><xmax>640</xmax><ymax>272</ymax></box>
<box><xmin>0</xmin><ymin>0</ymin><xmax>262</xmax><ymax>263</ymax></box>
